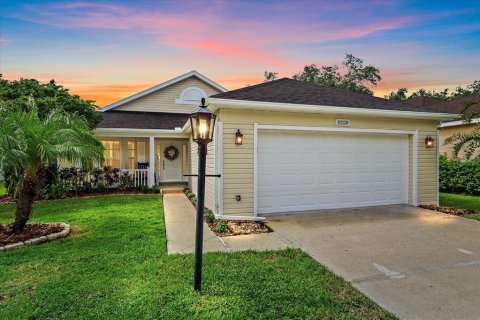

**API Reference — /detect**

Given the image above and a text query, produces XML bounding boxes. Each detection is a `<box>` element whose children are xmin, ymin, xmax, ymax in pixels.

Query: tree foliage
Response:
<box><xmin>0</xmin><ymin>76</ymin><xmax>102</xmax><ymax>128</ymax></box>
<box><xmin>445</xmin><ymin>127</ymin><xmax>480</xmax><ymax>161</ymax></box>
<box><xmin>264</xmin><ymin>71</ymin><xmax>278</xmax><ymax>82</ymax></box>
<box><xmin>264</xmin><ymin>54</ymin><xmax>381</xmax><ymax>95</ymax></box>
<box><xmin>385</xmin><ymin>80</ymin><xmax>480</xmax><ymax>101</ymax></box>
<box><xmin>0</xmin><ymin>103</ymin><xmax>104</xmax><ymax>232</ymax></box>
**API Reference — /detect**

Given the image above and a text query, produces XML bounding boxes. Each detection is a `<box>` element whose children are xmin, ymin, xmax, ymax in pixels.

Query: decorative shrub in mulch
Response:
<box><xmin>419</xmin><ymin>205</ymin><xmax>478</xmax><ymax>216</ymax></box>
<box><xmin>183</xmin><ymin>187</ymin><xmax>272</xmax><ymax>237</ymax></box>
<box><xmin>0</xmin><ymin>223</ymin><xmax>67</xmax><ymax>247</ymax></box>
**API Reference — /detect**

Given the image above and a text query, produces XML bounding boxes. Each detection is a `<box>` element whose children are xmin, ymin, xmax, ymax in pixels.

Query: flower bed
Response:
<box><xmin>0</xmin><ymin>223</ymin><xmax>70</xmax><ymax>251</ymax></box>
<box><xmin>183</xmin><ymin>188</ymin><xmax>271</xmax><ymax>236</ymax></box>
<box><xmin>419</xmin><ymin>205</ymin><xmax>478</xmax><ymax>216</ymax></box>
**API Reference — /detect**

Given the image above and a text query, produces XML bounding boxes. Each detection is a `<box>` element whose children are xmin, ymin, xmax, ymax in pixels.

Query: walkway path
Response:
<box><xmin>163</xmin><ymin>193</ymin><xmax>291</xmax><ymax>254</ymax></box>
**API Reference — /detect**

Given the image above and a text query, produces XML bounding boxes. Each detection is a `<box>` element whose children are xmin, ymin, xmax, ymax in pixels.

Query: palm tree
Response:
<box><xmin>0</xmin><ymin>106</ymin><xmax>104</xmax><ymax>233</ymax></box>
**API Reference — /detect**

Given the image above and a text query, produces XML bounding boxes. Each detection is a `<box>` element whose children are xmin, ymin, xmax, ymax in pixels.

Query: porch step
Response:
<box><xmin>159</xmin><ymin>182</ymin><xmax>188</xmax><ymax>195</ymax></box>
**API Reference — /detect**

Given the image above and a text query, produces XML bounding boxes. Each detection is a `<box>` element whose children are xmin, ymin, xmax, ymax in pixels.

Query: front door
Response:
<box><xmin>158</xmin><ymin>141</ymin><xmax>183</xmax><ymax>182</ymax></box>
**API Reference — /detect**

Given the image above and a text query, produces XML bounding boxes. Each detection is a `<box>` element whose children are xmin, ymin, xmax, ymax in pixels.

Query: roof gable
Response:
<box><xmin>98</xmin><ymin>70</ymin><xmax>227</xmax><ymax>112</ymax></box>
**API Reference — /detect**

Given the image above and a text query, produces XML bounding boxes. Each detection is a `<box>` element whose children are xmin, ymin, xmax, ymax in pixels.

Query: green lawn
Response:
<box><xmin>440</xmin><ymin>192</ymin><xmax>480</xmax><ymax>221</ymax></box>
<box><xmin>0</xmin><ymin>195</ymin><xmax>395</xmax><ymax>319</ymax></box>
<box><xmin>0</xmin><ymin>180</ymin><xmax>5</xmax><ymax>196</ymax></box>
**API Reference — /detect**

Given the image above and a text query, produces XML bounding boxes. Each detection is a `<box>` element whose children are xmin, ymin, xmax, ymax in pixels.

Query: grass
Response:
<box><xmin>0</xmin><ymin>180</ymin><xmax>6</xmax><ymax>196</ymax></box>
<box><xmin>0</xmin><ymin>195</ymin><xmax>395</xmax><ymax>320</ymax></box>
<box><xmin>440</xmin><ymin>192</ymin><xmax>480</xmax><ymax>221</ymax></box>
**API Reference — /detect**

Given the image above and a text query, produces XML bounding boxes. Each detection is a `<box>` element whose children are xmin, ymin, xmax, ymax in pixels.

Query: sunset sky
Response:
<box><xmin>1</xmin><ymin>0</ymin><xmax>479</xmax><ymax>106</ymax></box>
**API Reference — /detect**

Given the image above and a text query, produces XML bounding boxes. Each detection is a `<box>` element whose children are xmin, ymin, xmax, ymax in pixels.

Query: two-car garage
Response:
<box><xmin>256</xmin><ymin>128</ymin><xmax>410</xmax><ymax>215</ymax></box>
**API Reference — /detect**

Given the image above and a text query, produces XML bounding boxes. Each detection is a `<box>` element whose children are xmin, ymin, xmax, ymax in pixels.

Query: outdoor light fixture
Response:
<box><xmin>235</xmin><ymin>129</ymin><xmax>243</xmax><ymax>145</ymax></box>
<box><xmin>189</xmin><ymin>98</ymin><xmax>216</xmax><ymax>292</ymax></box>
<box><xmin>425</xmin><ymin>136</ymin><xmax>434</xmax><ymax>148</ymax></box>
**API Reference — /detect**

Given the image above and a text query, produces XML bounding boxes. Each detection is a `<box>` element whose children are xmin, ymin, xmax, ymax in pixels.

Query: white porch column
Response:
<box><xmin>148</xmin><ymin>136</ymin><xmax>155</xmax><ymax>187</ymax></box>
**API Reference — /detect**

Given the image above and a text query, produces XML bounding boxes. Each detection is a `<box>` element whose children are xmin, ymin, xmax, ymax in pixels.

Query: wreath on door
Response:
<box><xmin>164</xmin><ymin>145</ymin><xmax>179</xmax><ymax>161</ymax></box>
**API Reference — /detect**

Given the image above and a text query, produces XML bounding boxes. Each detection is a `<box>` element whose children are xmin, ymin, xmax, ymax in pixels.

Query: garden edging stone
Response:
<box><xmin>0</xmin><ymin>223</ymin><xmax>70</xmax><ymax>252</ymax></box>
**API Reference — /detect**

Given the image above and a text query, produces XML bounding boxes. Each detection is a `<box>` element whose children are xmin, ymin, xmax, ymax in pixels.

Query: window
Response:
<box><xmin>127</xmin><ymin>140</ymin><xmax>136</xmax><ymax>170</ymax></box>
<box><xmin>137</xmin><ymin>141</ymin><xmax>146</xmax><ymax>163</ymax></box>
<box><xmin>102</xmin><ymin>139</ymin><xmax>120</xmax><ymax>168</ymax></box>
<box><xmin>175</xmin><ymin>87</ymin><xmax>207</xmax><ymax>105</ymax></box>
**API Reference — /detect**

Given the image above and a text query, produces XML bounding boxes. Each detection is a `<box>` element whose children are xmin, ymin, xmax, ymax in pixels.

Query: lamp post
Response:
<box><xmin>189</xmin><ymin>98</ymin><xmax>216</xmax><ymax>291</ymax></box>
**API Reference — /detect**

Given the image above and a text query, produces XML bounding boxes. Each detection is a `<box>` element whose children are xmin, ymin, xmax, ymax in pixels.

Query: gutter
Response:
<box><xmin>439</xmin><ymin>118</ymin><xmax>480</xmax><ymax>128</ymax></box>
<box><xmin>207</xmin><ymin>98</ymin><xmax>459</xmax><ymax>121</ymax></box>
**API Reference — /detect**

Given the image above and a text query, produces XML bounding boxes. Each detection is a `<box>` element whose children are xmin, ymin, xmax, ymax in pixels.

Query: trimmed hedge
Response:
<box><xmin>440</xmin><ymin>156</ymin><xmax>480</xmax><ymax>195</ymax></box>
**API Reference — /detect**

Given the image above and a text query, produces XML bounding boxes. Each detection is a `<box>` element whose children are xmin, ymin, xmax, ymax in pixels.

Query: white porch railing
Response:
<box><xmin>120</xmin><ymin>169</ymin><xmax>149</xmax><ymax>187</ymax></box>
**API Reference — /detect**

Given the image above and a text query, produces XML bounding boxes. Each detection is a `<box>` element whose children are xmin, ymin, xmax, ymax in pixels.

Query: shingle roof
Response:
<box><xmin>210</xmin><ymin>78</ymin><xmax>445</xmax><ymax>113</ymax></box>
<box><xmin>413</xmin><ymin>94</ymin><xmax>480</xmax><ymax>114</ymax></box>
<box><xmin>96</xmin><ymin>111</ymin><xmax>189</xmax><ymax>130</ymax></box>
<box><xmin>403</xmin><ymin>96</ymin><xmax>445</xmax><ymax>108</ymax></box>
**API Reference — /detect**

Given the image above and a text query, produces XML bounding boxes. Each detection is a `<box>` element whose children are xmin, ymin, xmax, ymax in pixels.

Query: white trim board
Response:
<box><xmin>439</xmin><ymin>117</ymin><xmax>480</xmax><ymax>128</ymax></box>
<box><xmin>208</xmin><ymin>98</ymin><xmax>458</xmax><ymax>120</ymax></box>
<box><xmin>98</xmin><ymin>70</ymin><xmax>227</xmax><ymax>112</ymax></box>
<box><xmin>253</xmin><ymin>124</ymin><xmax>419</xmax><ymax>216</ymax></box>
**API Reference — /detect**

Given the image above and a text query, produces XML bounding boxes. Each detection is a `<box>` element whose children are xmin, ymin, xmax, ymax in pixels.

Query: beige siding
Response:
<box><xmin>439</xmin><ymin>124</ymin><xmax>480</xmax><ymax>158</ymax></box>
<box><xmin>188</xmin><ymin>134</ymin><xmax>216</xmax><ymax>211</ymax></box>
<box><xmin>218</xmin><ymin>109</ymin><xmax>440</xmax><ymax>217</ymax></box>
<box><xmin>114</xmin><ymin>77</ymin><xmax>222</xmax><ymax>113</ymax></box>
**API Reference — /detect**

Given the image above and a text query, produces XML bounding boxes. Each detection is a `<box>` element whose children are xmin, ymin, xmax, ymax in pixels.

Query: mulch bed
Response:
<box><xmin>207</xmin><ymin>220</ymin><xmax>272</xmax><ymax>237</ymax></box>
<box><xmin>183</xmin><ymin>189</ymin><xmax>272</xmax><ymax>236</ymax></box>
<box><xmin>419</xmin><ymin>205</ymin><xmax>479</xmax><ymax>216</ymax></box>
<box><xmin>0</xmin><ymin>223</ymin><xmax>64</xmax><ymax>246</ymax></box>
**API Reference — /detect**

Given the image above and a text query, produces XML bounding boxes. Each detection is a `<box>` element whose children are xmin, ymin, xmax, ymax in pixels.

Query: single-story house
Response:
<box><xmin>404</xmin><ymin>95</ymin><xmax>480</xmax><ymax>158</ymax></box>
<box><xmin>96</xmin><ymin>71</ymin><xmax>456</xmax><ymax>220</ymax></box>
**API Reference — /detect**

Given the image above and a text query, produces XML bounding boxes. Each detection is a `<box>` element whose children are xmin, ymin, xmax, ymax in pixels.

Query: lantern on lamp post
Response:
<box><xmin>189</xmin><ymin>98</ymin><xmax>216</xmax><ymax>291</ymax></box>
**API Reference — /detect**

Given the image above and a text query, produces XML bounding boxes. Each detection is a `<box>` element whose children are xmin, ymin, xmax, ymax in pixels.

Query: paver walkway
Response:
<box><xmin>163</xmin><ymin>193</ymin><xmax>291</xmax><ymax>254</ymax></box>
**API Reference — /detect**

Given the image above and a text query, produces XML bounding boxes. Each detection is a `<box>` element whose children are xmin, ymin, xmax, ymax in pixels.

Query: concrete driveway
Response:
<box><xmin>267</xmin><ymin>205</ymin><xmax>480</xmax><ymax>320</ymax></box>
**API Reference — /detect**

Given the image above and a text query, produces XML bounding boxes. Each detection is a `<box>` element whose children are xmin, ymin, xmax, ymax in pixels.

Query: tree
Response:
<box><xmin>292</xmin><ymin>54</ymin><xmax>381</xmax><ymax>95</ymax></box>
<box><xmin>385</xmin><ymin>88</ymin><xmax>408</xmax><ymax>101</ymax></box>
<box><xmin>445</xmin><ymin>127</ymin><xmax>480</xmax><ymax>160</ymax></box>
<box><xmin>0</xmin><ymin>104</ymin><xmax>104</xmax><ymax>232</ymax></box>
<box><xmin>264</xmin><ymin>71</ymin><xmax>278</xmax><ymax>82</ymax></box>
<box><xmin>386</xmin><ymin>80</ymin><xmax>480</xmax><ymax>101</ymax></box>
<box><xmin>0</xmin><ymin>76</ymin><xmax>102</xmax><ymax>129</ymax></box>
<box><xmin>265</xmin><ymin>54</ymin><xmax>381</xmax><ymax>94</ymax></box>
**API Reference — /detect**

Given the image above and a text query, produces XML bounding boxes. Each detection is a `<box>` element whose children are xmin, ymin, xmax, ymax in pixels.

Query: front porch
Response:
<box><xmin>97</xmin><ymin>134</ymin><xmax>191</xmax><ymax>187</ymax></box>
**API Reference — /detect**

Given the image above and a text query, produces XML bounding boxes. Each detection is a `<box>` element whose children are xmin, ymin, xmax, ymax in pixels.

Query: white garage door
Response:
<box><xmin>257</xmin><ymin>130</ymin><xmax>408</xmax><ymax>214</ymax></box>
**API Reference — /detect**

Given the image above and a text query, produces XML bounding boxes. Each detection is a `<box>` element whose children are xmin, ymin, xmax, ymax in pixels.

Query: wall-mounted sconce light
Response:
<box><xmin>425</xmin><ymin>136</ymin><xmax>434</xmax><ymax>148</ymax></box>
<box><xmin>235</xmin><ymin>129</ymin><xmax>243</xmax><ymax>145</ymax></box>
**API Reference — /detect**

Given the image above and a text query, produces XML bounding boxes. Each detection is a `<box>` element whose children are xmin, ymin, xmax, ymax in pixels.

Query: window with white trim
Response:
<box><xmin>175</xmin><ymin>86</ymin><xmax>207</xmax><ymax>105</ymax></box>
<box><xmin>127</xmin><ymin>139</ymin><xmax>136</xmax><ymax>170</ymax></box>
<box><xmin>102</xmin><ymin>139</ymin><xmax>120</xmax><ymax>168</ymax></box>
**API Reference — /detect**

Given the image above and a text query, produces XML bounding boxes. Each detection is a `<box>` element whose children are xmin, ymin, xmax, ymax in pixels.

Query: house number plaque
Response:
<box><xmin>336</xmin><ymin>119</ymin><xmax>351</xmax><ymax>127</ymax></box>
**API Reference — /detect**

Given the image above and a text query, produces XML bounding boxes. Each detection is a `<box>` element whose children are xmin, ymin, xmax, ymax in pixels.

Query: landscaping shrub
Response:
<box><xmin>204</xmin><ymin>208</ymin><xmax>215</xmax><ymax>223</ymax></box>
<box><xmin>151</xmin><ymin>185</ymin><xmax>160</xmax><ymax>194</ymax></box>
<box><xmin>41</xmin><ymin>181</ymin><xmax>69</xmax><ymax>199</ymax></box>
<box><xmin>118</xmin><ymin>172</ymin><xmax>133</xmax><ymax>191</ymax></box>
<box><xmin>214</xmin><ymin>220</ymin><xmax>228</xmax><ymax>233</ymax></box>
<box><xmin>97</xmin><ymin>183</ymin><xmax>107</xmax><ymax>193</ymax></box>
<box><xmin>440</xmin><ymin>156</ymin><xmax>480</xmax><ymax>195</ymax></box>
<box><xmin>141</xmin><ymin>185</ymin><xmax>151</xmax><ymax>194</ymax></box>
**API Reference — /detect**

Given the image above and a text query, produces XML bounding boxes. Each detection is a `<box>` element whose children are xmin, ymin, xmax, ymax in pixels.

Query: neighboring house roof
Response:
<box><xmin>431</xmin><ymin>94</ymin><xmax>480</xmax><ymax>114</ymax></box>
<box><xmin>98</xmin><ymin>70</ymin><xmax>228</xmax><ymax>112</ymax></box>
<box><xmin>403</xmin><ymin>95</ymin><xmax>480</xmax><ymax>128</ymax></box>
<box><xmin>96</xmin><ymin>111</ymin><xmax>189</xmax><ymax>130</ymax></box>
<box><xmin>403</xmin><ymin>96</ymin><xmax>445</xmax><ymax>108</ymax></box>
<box><xmin>210</xmin><ymin>78</ymin><xmax>448</xmax><ymax>114</ymax></box>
